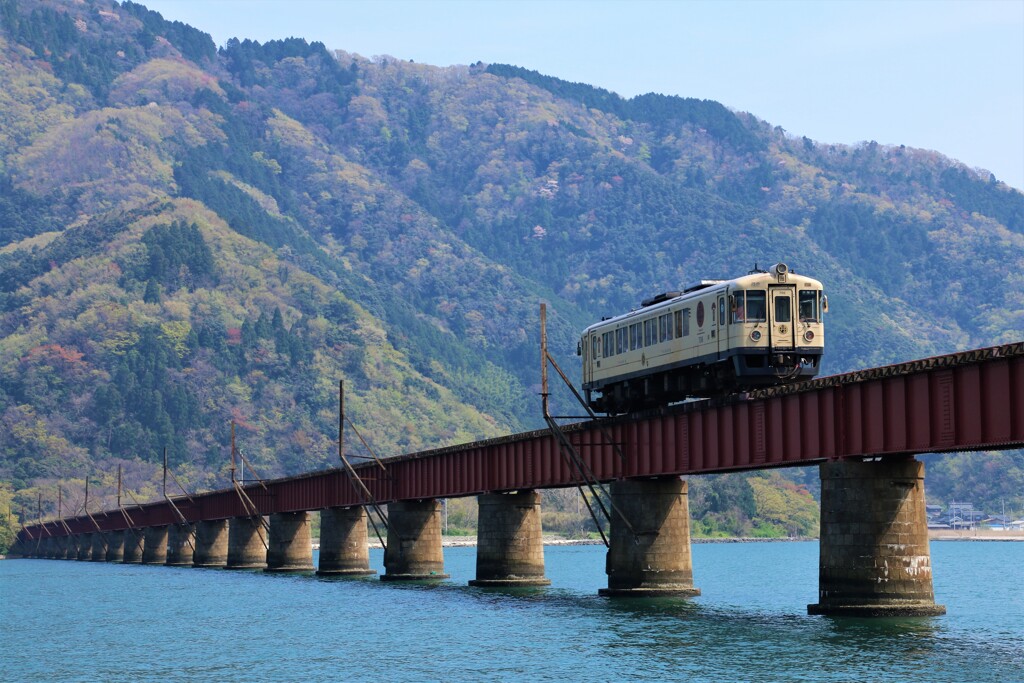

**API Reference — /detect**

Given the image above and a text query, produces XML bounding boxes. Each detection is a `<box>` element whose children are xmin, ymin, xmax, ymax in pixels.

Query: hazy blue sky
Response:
<box><xmin>143</xmin><ymin>0</ymin><xmax>1024</xmax><ymax>190</ymax></box>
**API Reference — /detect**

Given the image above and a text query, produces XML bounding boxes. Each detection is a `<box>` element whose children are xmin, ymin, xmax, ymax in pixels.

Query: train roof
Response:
<box><xmin>582</xmin><ymin>264</ymin><xmax>823</xmax><ymax>335</ymax></box>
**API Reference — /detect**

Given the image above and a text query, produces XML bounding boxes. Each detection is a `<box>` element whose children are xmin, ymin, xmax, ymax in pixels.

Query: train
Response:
<box><xmin>579</xmin><ymin>263</ymin><xmax>826</xmax><ymax>414</ymax></box>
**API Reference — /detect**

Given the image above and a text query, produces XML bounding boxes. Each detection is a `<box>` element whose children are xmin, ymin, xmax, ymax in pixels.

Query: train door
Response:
<box><xmin>717</xmin><ymin>293</ymin><xmax>727</xmax><ymax>358</ymax></box>
<box><xmin>768</xmin><ymin>286</ymin><xmax>796</xmax><ymax>349</ymax></box>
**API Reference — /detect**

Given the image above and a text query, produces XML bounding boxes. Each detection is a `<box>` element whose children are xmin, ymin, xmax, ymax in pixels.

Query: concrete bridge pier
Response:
<box><xmin>382</xmin><ymin>499</ymin><xmax>450</xmax><ymax>581</ymax></box>
<box><xmin>226</xmin><ymin>516</ymin><xmax>267</xmax><ymax>569</ymax></box>
<box><xmin>105</xmin><ymin>530</ymin><xmax>125</xmax><ymax>562</ymax></box>
<box><xmin>123</xmin><ymin>529</ymin><xmax>144</xmax><ymax>563</ymax></box>
<box><xmin>808</xmin><ymin>457</ymin><xmax>946</xmax><ymax>617</ymax></box>
<box><xmin>317</xmin><ymin>506</ymin><xmax>375</xmax><ymax>576</ymax></box>
<box><xmin>599</xmin><ymin>478</ymin><xmax>701</xmax><ymax>597</ymax></box>
<box><xmin>90</xmin><ymin>533</ymin><xmax>109</xmax><ymax>561</ymax></box>
<box><xmin>39</xmin><ymin>536</ymin><xmax>53</xmax><ymax>558</ymax></box>
<box><xmin>76</xmin><ymin>533</ymin><xmax>92</xmax><ymax>560</ymax></box>
<box><xmin>469</xmin><ymin>490</ymin><xmax>551</xmax><ymax>587</ymax></box>
<box><xmin>193</xmin><ymin>519</ymin><xmax>229</xmax><ymax>568</ymax></box>
<box><xmin>265</xmin><ymin>512</ymin><xmax>314</xmax><ymax>573</ymax></box>
<box><xmin>142</xmin><ymin>526</ymin><xmax>169</xmax><ymax>565</ymax></box>
<box><xmin>60</xmin><ymin>536</ymin><xmax>76</xmax><ymax>560</ymax></box>
<box><xmin>166</xmin><ymin>523</ymin><xmax>196</xmax><ymax>566</ymax></box>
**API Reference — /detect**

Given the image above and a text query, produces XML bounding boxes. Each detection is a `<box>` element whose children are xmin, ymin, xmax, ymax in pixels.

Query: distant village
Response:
<box><xmin>927</xmin><ymin>502</ymin><xmax>1024</xmax><ymax>531</ymax></box>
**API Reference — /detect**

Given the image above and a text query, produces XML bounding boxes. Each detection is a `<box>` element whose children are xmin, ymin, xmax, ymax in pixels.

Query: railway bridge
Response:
<box><xmin>12</xmin><ymin>342</ymin><xmax>1024</xmax><ymax>616</ymax></box>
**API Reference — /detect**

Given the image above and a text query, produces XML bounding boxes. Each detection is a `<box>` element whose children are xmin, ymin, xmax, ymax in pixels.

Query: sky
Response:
<box><xmin>143</xmin><ymin>0</ymin><xmax>1024</xmax><ymax>191</ymax></box>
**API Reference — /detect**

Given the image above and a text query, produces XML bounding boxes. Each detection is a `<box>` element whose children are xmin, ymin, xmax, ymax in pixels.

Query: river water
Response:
<box><xmin>2</xmin><ymin>541</ymin><xmax>1021</xmax><ymax>682</ymax></box>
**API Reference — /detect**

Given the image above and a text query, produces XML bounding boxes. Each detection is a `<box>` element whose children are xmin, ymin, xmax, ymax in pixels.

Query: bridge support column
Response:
<box><xmin>142</xmin><ymin>526</ymin><xmax>168</xmax><ymax>565</ymax></box>
<box><xmin>599</xmin><ymin>478</ymin><xmax>700</xmax><ymax>597</ymax></box>
<box><xmin>809</xmin><ymin>457</ymin><xmax>945</xmax><ymax>616</ymax></box>
<box><xmin>193</xmin><ymin>520</ymin><xmax>229</xmax><ymax>568</ymax></box>
<box><xmin>40</xmin><ymin>537</ymin><xmax>53</xmax><ymax>558</ymax></box>
<box><xmin>226</xmin><ymin>516</ymin><xmax>267</xmax><ymax>569</ymax></box>
<box><xmin>469</xmin><ymin>491</ymin><xmax>551</xmax><ymax>587</ymax></box>
<box><xmin>382</xmin><ymin>499</ymin><xmax>449</xmax><ymax>581</ymax></box>
<box><xmin>123</xmin><ymin>530</ymin><xmax>144</xmax><ymax>563</ymax></box>
<box><xmin>90</xmin><ymin>533</ymin><xmax>108</xmax><ymax>561</ymax></box>
<box><xmin>60</xmin><ymin>536</ymin><xmax>75</xmax><ymax>560</ymax></box>
<box><xmin>166</xmin><ymin>523</ymin><xmax>195</xmax><ymax>566</ymax></box>
<box><xmin>77</xmin><ymin>534</ymin><xmax>93</xmax><ymax>560</ymax></box>
<box><xmin>317</xmin><ymin>507</ymin><xmax>375</xmax><ymax>576</ymax></box>
<box><xmin>105</xmin><ymin>530</ymin><xmax>125</xmax><ymax>562</ymax></box>
<box><xmin>265</xmin><ymin>512</ymin><xmax>314</xmax><ymax>573</ymax></box>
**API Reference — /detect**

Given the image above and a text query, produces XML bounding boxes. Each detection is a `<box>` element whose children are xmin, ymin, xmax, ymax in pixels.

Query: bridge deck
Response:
<box><xmin>20</xmin><ymin>343</ymin><xmax>1024</xmax><ymax>538</ymax></box>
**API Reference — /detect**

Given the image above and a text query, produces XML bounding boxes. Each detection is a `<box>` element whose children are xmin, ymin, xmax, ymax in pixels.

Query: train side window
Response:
<box><xmin>799</xmin><ymin>290</ymin><xmax>819</xmax><ymax>322</ymax></box>
<box><xmin>775</xmin><ymin>295</ymin><xmax>792</xmax><ymax>323</ymax></box>
<box><xmin>733</xmin><ymin>292</ymin><xmax>745</xmax><ymax>322</ymax></box>
<box><xmin>630</xmin><ymin>323</ymin><xmax>641</xmax><ymax>350</ymax></box>
<box><xmin>674</xmin><ymin>310</ymin><xmax>682</xmax><ymax>338</ymax></box>
<box><xmin>592</xmin><ymin>336</ymin><xmax>598</xmax><ymax>360</ymax></box>
<box><xmin>747</xmin><ymin>291</ymin><xmax>767</xmax><ymax>322</ymax></box>
<box><xmin>644</xmin><ymin>319</ymin><xmax>656</xmax><ymax>346</ymax></box>
<box><xmin>659</xmin><ymin>313</ymin><xmax>671</xmax><ymax>342</ymax></box>
<box><xmin>682</xmin><ymin>308</ymin><xmax>691</xmax><ymax>336</ymax></box>
<box><xmin>602</xmin><ymin>331</ymin><xmax>613</xmax><ymax>358</ymax></box>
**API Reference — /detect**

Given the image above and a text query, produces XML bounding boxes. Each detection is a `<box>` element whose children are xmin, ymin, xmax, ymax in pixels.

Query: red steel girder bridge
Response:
<box><xmin>22</xmin><ymin>342</ymin><xmax>1024</xmax><ymax>538</ymax></box>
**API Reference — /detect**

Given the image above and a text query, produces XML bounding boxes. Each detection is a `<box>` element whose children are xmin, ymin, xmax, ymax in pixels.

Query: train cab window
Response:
<box><xmin>719</xmin><ymin>298</ymin><xmax>726</xmax><ymax>326</ymax></box>
<box><xmin>592</xmin><ymin>336</ymin><xmax>599</xmax><ymax>360</ymax></box>
<box><xmin>732</xmin><ymin>292</ymin><xmax>745</xmax><ymax>322</ymax></box>
<box><xmin>775</xmin><ymin>295</ymin><xmax>792</xmax><ymax>323</ymax></box>
<box><xmin>799</xmin><ymin>290</ymin><xmax>819</xmax><ymax>322</ymax></box>
<box><xmin>746</xmin><ymin>291</ymin><xmax>767</xmax><ymax>322</ymax></box>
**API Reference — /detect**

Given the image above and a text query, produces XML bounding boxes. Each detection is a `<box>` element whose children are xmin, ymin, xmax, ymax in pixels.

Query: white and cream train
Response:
<box><xmin>579</xmin><ymin>263</ymin><xmax>826</xmax><ymax>413</ymax></box>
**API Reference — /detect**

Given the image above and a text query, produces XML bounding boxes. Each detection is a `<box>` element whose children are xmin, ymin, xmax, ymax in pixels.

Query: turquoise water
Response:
<box><xmin>2</xmin><ymin>542</ymin><xmax>1022</xmax><ymax>682</ymax></box>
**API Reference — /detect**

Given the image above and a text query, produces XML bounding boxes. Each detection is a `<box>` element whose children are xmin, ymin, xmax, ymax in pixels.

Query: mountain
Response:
<box><xmin>1</xmin><ymin>0</ymin><xmax>1021</xmax><ymax>536</ymax></box>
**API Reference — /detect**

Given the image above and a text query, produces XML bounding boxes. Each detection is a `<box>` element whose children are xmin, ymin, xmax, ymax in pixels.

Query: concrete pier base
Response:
<box><xmin>166</xmin><ymin>523</ymin><xmax>196</xmax><ymax>566</ymax></box>
<box><xmin>77</xmin><ymin>534</ymin><xmax>93</xmax><ymax>560</ymax></box>
<box><xmin>226</xmin><ymin>516</ymin><xmax>267</xmax><ymax>569</ymax></box>
<box><xmin>123</xmin><ymin>530</ymin><xmax>144</xmax><ymax>563</ymax></box>
<box><xmin>317</xmin><ymin>507</ymin><xmax>375</xmax><ymax>576</ymax></box>
<box><xmin>808</xmin><ymin>458</ymin><xmax>946</xmax><ymax>617</ymax></box>
<box><xmin>142</xmin><ymin>526</ymin><xmax>169</xmax><ymax>565</ymax></box>
<box><xmin>599</xmin><ymin>478</ymin><xmax>700</xmax><ymax>597</ymax></box>
<box><xmin>193</xmin><ymin>520</ymin><xmax>229</xmax><ymax>568</ymax></box>
<box><xmin>265</xmin><ymin>512</ymin><xmax>314</xmax><ymax>573</ymax></box>
<box><xmin>105</xmin><ymin>530</ymin><xmax>125</xmax><ymax>562</ymax></box>
<box><xmin>90</xmin><ymin>533</ymin><xmax>108</xmax><ymax>562</ymax></box>
<box><xmin>469</xmin><ymin>491</ymin><xmax>550</xmax><ymax>587</ymax></box>
<box><xmin>382</xmin><ymin>499</ymin><xmax>450</xmax><ymax>581</ymax></box>
<box><xmin>61</xmin><ymin>536</ymin><xmax>76</xmax><ymax>560</ymax></box>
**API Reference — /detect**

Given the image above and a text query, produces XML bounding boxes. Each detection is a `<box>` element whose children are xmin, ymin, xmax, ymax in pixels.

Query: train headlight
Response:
<box><xmin>804</xmin><ymin>330</ymin><xmax>815</xmax><ymax>342</ymax></box>
<box><xmin>750</xmin><ymin>330</ymin><xmax>762</xmax><ymax>342</ymax></box>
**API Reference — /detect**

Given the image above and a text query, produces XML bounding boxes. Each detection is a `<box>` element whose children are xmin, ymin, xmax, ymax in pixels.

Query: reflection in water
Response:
<box><xmin>2</xmin><ymin>542</ymin><xmax>1021</xmax><ymax>682</ymax></box>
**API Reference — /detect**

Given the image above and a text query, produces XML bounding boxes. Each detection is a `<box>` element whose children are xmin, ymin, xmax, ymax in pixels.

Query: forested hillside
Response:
<box><xmin>1</xmin><ymin>0</ymin><xmax>1021</xmax><ymax>542</ymax></box>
